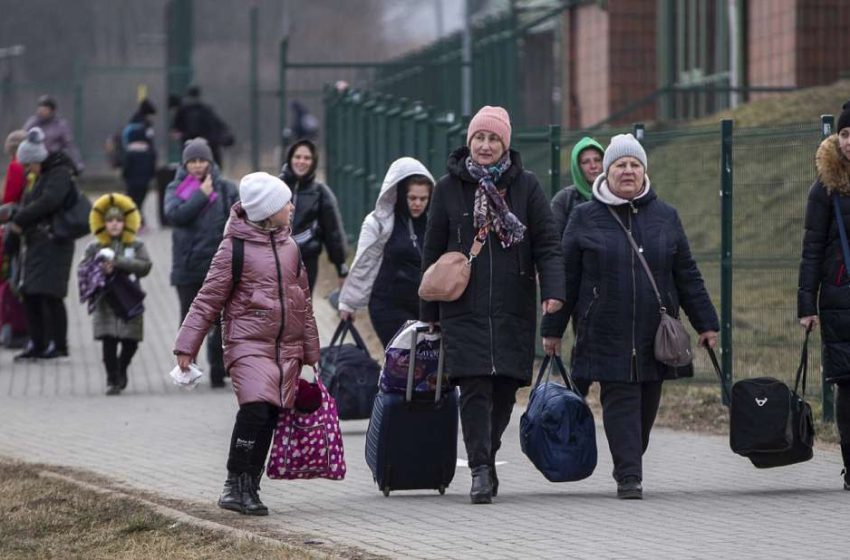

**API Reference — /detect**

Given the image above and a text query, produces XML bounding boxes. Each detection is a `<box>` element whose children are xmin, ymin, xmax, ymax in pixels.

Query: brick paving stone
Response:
<box><xmin>1</xmin><ymin>202</ymin><xmax>849</xmax><ymax>559</ymax></box>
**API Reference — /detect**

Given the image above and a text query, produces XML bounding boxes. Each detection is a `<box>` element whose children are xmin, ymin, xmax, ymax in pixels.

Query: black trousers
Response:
<box><xmin>177</xmin><ymin>282</ymin><xmax>225</xmax><ymax>381</ymax></box>
<box><xmin>599</xmin><ymin>380</ymin><xmax>664</xmax><ymax>482</ymax></box>
<box><xmin>22</xmin><ymin>293</ymin><xmax>66</xmax><ymax>352</ymax></box>
<box><xmin>302</xmin><ymin>253</ymin><xmax>319</xmax><ymax>293</ymax></box>
<box><xmin>226</xmin><ymin>402</ymin><xmax>281</xmax><ymax>476</ymax></box>
<box><xmin>836</xmin><ymin>383</ymin><xmax>850</xmax><ymax>454</ymax></box>
<box><xmin>368</xmin><ymin>295</ymin><xmax>419</xmax><ymax>349</ymax></box>
<box><xmin>101</xmin><ymin>336</ymin><xmax>139</xmax><ymax>384</ymax></box>
<box><xmin>458</xmin><ymin>376</ymin><xmax>522</xmax><ymax>469</ymax></box>
<box><xmin>125</xmin><ymin>180</ymin><xmax>149</xmax><ymax>224</ymax></box>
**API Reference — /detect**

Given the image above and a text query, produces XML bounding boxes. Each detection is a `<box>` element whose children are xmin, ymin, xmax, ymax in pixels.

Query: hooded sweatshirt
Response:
<box><xmin>569</xmin><ymin>137</ymin><xmax>605</xmax><ymax>201</ymax></box>
<box><xmin>338</xmin><ymin>157</ymin><xmax>435</xmax><ymax>313</ymax></box>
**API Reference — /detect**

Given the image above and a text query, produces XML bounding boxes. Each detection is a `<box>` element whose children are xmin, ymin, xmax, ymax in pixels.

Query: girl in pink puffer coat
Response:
<box><xmin>174</xmin><ymin>172</ymin><xmax>319</xmax><ymax>516</ymax></box>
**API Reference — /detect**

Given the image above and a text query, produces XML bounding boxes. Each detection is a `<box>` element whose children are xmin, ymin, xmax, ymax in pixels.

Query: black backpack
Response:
<box><xmin>708</xmin><ymin>331</ymin><xmax>815</xmax><ymax>469</ymax></box>
<box><xmin>319</xmin><ymin>320</ymin><xmax>380</xmax><ymax>420</ymax></box>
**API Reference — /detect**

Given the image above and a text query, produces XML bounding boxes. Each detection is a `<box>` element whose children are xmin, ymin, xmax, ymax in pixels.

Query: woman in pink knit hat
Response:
<box><xmin>421</xmin><ymin>105</ymin><xmax>565</xmax><ymax>504</ymax></box>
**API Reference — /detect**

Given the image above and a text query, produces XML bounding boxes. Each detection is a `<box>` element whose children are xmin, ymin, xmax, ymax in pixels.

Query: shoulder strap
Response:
<box><xmin>834</xmin><ymin>196</ymin><xmax>850</xmax><ymax>283</ymax></box>
<box><xmin>457</xmin><ymin>181</ymin><xmax>486</xmax><ymax>261</ymax></box>
<box><xmin>230</xmin><ymin>237</ymin><xmax>244</xmax><ymax>291</ymax></box>
<box><xmin>607</xmin><ymin>206</ymin><xmax>664</xmax><ymax>311</ymax></box>
<box><xmin>792</xmin><ymin>327</ymin><xmax>811</xmax><ymax>396</ymax></box>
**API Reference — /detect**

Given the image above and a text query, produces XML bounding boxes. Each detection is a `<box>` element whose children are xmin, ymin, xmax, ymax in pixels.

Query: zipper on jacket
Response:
<box><xmin>271</xmin><ymin>231</ymin><xmax>287</xmax><ymax>407</ymax></box>
<box><xmin>488</xmin><ymin>232</ymin><xmax>496</xmax><ymax>375</ymax></box>
<box><xmin>628</xmin><ymin>210</ymin><xmax>638</xmax><ymax>382</ymax></box>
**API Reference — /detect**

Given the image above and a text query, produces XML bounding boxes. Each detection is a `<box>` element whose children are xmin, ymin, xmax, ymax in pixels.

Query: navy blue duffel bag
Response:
<box><xmin>520</xmin><ymin>355</ymin><xmax>597</xmax><ymax>482</ymax></box>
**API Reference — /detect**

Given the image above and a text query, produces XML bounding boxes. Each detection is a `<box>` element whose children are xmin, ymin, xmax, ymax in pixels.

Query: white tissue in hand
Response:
<box><xmin>97</xmin><ymin>247</ymin><xmax>116</xmax><ymax>261</ymax></box>
<box><xmin>168</xmin><ymin>364</ymin><xmax>204</xmax><ymax>389</ymax></box>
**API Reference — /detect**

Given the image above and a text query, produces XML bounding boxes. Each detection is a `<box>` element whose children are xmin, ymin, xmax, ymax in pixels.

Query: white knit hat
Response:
<box><xmin>603</xmin><ymin>133</ymin><xmax>647</xmax><ymax>174</ymax></box>
<box><xmin>239</xmin><ymin>172</ymin><xmax>292</xmax><ymax>222</ymax></box>
<box><xmin>17</xmin><ymin>127</ymin><xmax>48</xmax><ymax>164</ymax></box>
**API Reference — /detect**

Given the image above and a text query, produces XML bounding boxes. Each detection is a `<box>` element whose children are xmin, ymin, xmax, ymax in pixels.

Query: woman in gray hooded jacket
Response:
<box><xmin>338</xmin><ymin>157</ymin><xmax>435</xmax><ymax>347</ymax></box>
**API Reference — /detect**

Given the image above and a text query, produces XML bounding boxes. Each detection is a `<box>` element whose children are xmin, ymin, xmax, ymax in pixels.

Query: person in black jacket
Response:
<box><xmin>170</xmin><ymin>86</ymin><xmax>232</xmax><ymax>168</ymax></box>
<box><xmin>121</xmin><ymin>99</ymin><xmax>157</xmax><ymax>227</ymax></box>
<box><xmin>4</xmin><ymin>128</ymin><xmax>76</xmax><ymax>360</ymax></box>
<box><xmin>279</xmin><ymin>140</ymin><xmax>348</xmax><ymax>291</ymax></box>
<box><xmin>551</xmin><ymin>136</ymin><xmax>604</xmax><ymax>241</ymax></box>
<box><xmin>421</xmin><ymin>106</ymin><xmax>565</xmax><ymax>504</ymax></box>
<box><xmin>541</xmin><ymin>133</ymin><xmax>719</xmax><ymax>500</ymax></box>
<box><xmin>165</xmin><ymin>138</ymin><xmax>239</xmax><ymax>387</ymax></box>
<box><xmin>549</xmin><ymin>135</ymin><xmax>604</xmax><ymax>397</ymax></box>
<box><xmin>798</xmin><ymin>101</ymin><xmax>850</xmax><ymax>490</ymax></box>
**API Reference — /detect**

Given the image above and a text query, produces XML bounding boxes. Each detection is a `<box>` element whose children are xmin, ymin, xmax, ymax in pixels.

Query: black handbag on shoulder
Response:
<box><xmin>707</xmin><ymin>330</ymin><xmax>815</xmax><ymax>469</ymax></box>
<box><xmin>52</xmin><ymin>180</ymin><xmax>93</xmax><ymax>240</ymax></box>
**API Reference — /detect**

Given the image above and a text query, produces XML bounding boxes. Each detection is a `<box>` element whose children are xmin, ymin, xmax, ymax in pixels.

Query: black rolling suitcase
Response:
<box><xmin>365</xmin><ymin>326</ymin><xmax>458</xmax><ymax>496</ymax></box>
<box><xmin>706</xmin><ymin>329</ymin><xmax>815</xmax><ymax>469</ymax></box>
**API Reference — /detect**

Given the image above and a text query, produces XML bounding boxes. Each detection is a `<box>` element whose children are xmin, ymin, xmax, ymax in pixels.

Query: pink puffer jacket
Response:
<box><xmin>173</xmin><ymin>202</ymin><xmax>320</xmax><ymax>408</ymax></box>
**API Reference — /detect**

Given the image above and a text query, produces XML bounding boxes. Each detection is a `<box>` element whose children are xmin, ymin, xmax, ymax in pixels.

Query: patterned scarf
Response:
<box><xmin>465</xmin><ymin>153</ymin><xmax>526</xmax><ymax>248</ymax></box>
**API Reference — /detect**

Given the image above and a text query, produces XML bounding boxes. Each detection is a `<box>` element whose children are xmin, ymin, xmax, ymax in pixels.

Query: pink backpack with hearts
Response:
<box><xmin>266</xmin><ymin>376</ymin><xmax>347</xmax><ymax>480</ymax></box>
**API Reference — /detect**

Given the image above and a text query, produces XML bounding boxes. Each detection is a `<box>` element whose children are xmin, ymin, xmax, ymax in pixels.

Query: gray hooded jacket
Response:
<box><xmin>338</xmin><ymin>157</ymin><xmax>434</xmax><ymax>313</ymax></box>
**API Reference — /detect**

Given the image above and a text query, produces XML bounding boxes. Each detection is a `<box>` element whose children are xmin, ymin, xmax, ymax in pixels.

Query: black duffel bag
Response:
<box><xmin>707</xmin><ymin>329</ymin><xmax>814</xmax><ymax>469</ymax></box>
<box><xmin>319</xmin><ymin>320</ymin><xmax>380</xmax><ymax>420</ymax></box>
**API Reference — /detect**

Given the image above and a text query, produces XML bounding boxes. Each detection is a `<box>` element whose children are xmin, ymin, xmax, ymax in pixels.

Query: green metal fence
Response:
<box><xmin>324</xmin><ymin>86</ymin><xmax>834</xmax><ymax>419</ymax></box>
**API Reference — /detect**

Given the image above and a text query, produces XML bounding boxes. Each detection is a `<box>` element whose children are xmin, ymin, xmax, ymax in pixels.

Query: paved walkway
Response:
<box><xmin>0</xmin><ymin>204</ymin><xmax>848</xmax><ymax>559</ymax></box>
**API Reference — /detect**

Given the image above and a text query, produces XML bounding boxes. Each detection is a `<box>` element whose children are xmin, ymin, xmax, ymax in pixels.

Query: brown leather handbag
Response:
<box><xmin>607</xmin><ymin>207</ymin><xmax>693</xmax><ymax>368</ymax></box>
<box><xmin>418</xmin><ymin>236</ymin><xmax>485</xmax><ymax>302</ymax></box>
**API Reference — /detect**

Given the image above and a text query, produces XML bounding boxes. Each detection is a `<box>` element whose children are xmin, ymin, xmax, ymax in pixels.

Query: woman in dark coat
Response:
<box><xmin>279</xmin><ymin>139</ymin><xmax>348</xmax><ymax>292</ymax></box>
<box><xmin>5</xmin><ymin>128</ymin><xmax>76</xmax><ymax>360</ymax></box>
<box><xmin>165</xmin><ymin>138</ymin><xmax>239</xmax><ymax>387</ymax></box>
<box><xmin>421</xmin><ymin>106</ymin><xmax>565</xmax><ymax>504</ymax></box>
<box><xmin>798</xmin><ymin>101</ymin><xmax>850</xmax><ymax>490</ymax></box>
<box><xmin>541</xmin><ymin>133</ymin><xmax>719</xmax><ymax>500</ymax></box>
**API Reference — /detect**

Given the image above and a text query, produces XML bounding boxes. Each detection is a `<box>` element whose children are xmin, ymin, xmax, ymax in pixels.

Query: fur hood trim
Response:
<box><xmin>815</xmin><ymin>134</ymin><xmax>850</xmax><ymax>196</ymax></box>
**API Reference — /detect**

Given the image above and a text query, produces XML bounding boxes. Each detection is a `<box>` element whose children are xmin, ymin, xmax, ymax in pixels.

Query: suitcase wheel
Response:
<box><xmin>382</xmin><ymin>487</ymin><xmax>390</xmax><ymax>497</ymax></box>
<box><xmin>438</xmin><ymin>485</ymin><xmax>446</xmax><ymax>495</ymax></box>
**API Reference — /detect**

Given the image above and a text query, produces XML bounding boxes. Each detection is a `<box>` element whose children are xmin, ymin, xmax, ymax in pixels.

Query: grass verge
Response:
<box><xmin>0</xmin><ymin>461</ymin><xmax>378</xmax><ymax>560</ymax></box>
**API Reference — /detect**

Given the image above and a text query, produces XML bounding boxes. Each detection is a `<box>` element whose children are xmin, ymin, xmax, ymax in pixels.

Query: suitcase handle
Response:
<box><xmin>406</xmin><ymin>326</ymin><xmax>446</xmax><ymax>404</ymax></box>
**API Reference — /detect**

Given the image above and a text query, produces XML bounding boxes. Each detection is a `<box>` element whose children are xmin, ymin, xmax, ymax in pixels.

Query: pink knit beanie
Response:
<box><xmin>467</xmin><ymin>106</ymin><xmax>512</xmax><ymax>150</ymax></box>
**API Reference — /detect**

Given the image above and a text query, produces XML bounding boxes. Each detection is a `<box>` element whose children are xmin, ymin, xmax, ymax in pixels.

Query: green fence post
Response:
<box><xmin>249</xmin><ymin>3</ymin><xmax>259</xmax><ymax>170</ymax></box>
<box><xmin>165</xmin><ymin>0</ymin><xmax>194</xmax><ymax>164</ymax></box>
<box><xmin>73</xmin><ymin>61</ymin><xmax>85</xmax><ymax>163</ymax></box>
<box><xmin>821</xmin><ymin>114</ymin><xmax>836</xmax><ymax>422</ymax></box>
<box><xmin>633</xmin><ymin>123</ymin><xmax>646</xmax><ymax>143</ymax></box>
<box><xmin>720</xmin><ymin>119</ymin><xmax>734</xmax><ymax>405</ymax></box>
<box><xmin>278</xmin><ymin>39</ymin><xmax>288</xmax><ymax>168</ymax></box>
<box><xmin>549</xmin><ymin>125</ymin><xmax>561</xmax><ymax>199</ymax></box>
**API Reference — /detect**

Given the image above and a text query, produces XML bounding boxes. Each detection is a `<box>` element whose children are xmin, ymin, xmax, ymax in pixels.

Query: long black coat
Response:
<box><xmin>11</xmin><ymin>151</ymin><xmax>76</xmax><ymax>299</ymax></box>
<box><xmin>798</xmin><ymin>135</ymin><xmax>850</xmax><ymax>383</ymax></box>
<box><xmin>280</xmin><ymin>163</ymin><xmax>347</xmax><ymax>268</ymax></box>
<box><xmin>164</xmin><ymin>165</ymin><xmax>238</xmax><ymax>286</ymax></box>
<box><xmin>540</xmin><ymin>186</ymin><xmax>718</xmax><ymax>383</ymax></box>
<box><xmin>421</xmin><ymin>148</ymin><xmax>565</xmax><ymax>384</ymax></box>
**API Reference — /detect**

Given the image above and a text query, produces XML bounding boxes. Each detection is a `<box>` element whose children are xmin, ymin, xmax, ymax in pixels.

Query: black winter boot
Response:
<box><xmin>105</xmin><ymin>368</ymin><xmax>120</xmax><ymax>396</ymax></box>
<box><xmin>470</xmin><ymin>466</ymin><xmax>492</xmax><ymax>504</ymax></box>
<box><xmin>617</xmin><ymin>476</ymin><xmax>643</xmax><ymax>500</ymax></box>
<box><xmin>217</xmin><ymin>472</ymin><xmax>242</xmax><ymax>512</ymax></box>
<box><xmin>490</xmin><ymin>462</ymin><xmax>499</xmax><ymax>497</ymax></box>
<box><xmin>842</xmin><ymin>444</ymin><xmax>850</xmax><ymax>490</ymax></box>
<box><xmin>238</xmin><ymin>472</ymin><xmax>268</xmax><ymax>516</ymax></box>
<box><xmin>116</xmin><ymin>365</ymin><xmax>128</xmax><ymax>391</ymax></box>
